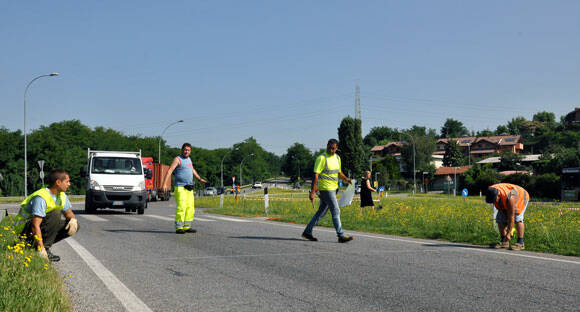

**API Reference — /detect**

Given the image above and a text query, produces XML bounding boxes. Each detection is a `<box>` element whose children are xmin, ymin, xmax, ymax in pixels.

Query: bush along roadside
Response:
<box><xmin>0</xmin><ymin>217</ymin><xmax>72</xmax><ymax>312</ymax></box>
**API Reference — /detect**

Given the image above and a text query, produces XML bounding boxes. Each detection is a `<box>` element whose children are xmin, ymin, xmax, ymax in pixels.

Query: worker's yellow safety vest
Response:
<box><xmin>13</xmin><ymin>188</ymin><xmax>66</xmax><ymax>233</ymax></box>
<box><xmin>318</xmin><ymin>153</ymin><xmax>341</xmax><ymax>191</ymax></box>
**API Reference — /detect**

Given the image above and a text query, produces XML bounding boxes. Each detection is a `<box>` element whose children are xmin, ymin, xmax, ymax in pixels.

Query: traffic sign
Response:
<box><xmin>462</xmin><ymin>188</ymin><xmax>468</xmax><ymax>197</ymax></box>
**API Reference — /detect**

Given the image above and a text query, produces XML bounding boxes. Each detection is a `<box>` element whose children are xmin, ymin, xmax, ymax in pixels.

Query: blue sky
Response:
<box><xmin>1</xmin><ymin>1</ymin><xmax>579</xmax><ymax>155</ymax></box>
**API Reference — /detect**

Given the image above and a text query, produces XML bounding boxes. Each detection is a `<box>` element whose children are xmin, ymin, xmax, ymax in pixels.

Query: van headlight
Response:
<box><xmin>90</xmin><ymin>180</ymin><xmax>104</xmax><ymax>191</ymax></box>
<box><xmin>134</xmin><ymin>181</ymin><xmax>145</xmax><ymax>192</ymax></box>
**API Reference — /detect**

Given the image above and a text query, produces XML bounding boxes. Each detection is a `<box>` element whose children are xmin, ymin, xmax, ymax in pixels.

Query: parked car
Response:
<box><xmin>216</xmin><ymin>186</ymin><xmax>226</xmax><ymax>195</ymax></box>
<box><xmin>252</xmin><ymin>182</ymin><xmax>263</xmax><ymax>189</ymax></box>
<box><xmin>203</xmin><ymin>187</ymin><xmax>217</xmax><ymax>196</ymax></box>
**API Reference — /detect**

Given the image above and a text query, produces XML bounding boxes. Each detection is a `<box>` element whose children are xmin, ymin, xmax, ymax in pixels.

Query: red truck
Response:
<box><xmin>141</xmin><ymin>157</ymin><xmax>172</xmax><ymax>201</ymax></box>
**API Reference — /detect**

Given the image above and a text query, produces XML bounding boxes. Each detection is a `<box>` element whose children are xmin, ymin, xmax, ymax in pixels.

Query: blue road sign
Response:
<box><xmin>462</xmin><ymin>188</ymin><xmax>468</xmax><ymax>197</ymax></box>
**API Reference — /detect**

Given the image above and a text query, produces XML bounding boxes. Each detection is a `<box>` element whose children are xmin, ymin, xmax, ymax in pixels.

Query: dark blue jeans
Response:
<box><xmin>304</xmin><ymin>190</ymin><xmax>344</xmax><ymax>237</ymax></box>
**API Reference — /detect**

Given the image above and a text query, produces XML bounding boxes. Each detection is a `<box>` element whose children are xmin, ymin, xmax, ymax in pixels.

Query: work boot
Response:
<box><xmin>509</xmin><ymin>243</ymin><xmax>525</xmax><ymax>250</ymax></box>
<box><xmin>491</xmin><ymin>241</ymin><xmax>509</xmax><ymax>249</ymax></box>
<box><xmin>175</xmin><ymin>229</ymin><xmax>186</xmax><ymax>234</ymax></box>
<box><xmin>338</xmin><ymin>235</ymin><xmax>354</xmax><ymax>243</ymax></box>
<box><xmin>46</xmin><ymin>248</ymin><xmax>60</xmax><ymax>262</ymax></box>
<box><xmin>301</xmin><ymin>232</ymin><xmax>318</xmax><ymax>242</ymax></box>
<box><xmin>185</xmin><ymin>228</ymin><xmax>197</xmax><ymax>233</ymax></box>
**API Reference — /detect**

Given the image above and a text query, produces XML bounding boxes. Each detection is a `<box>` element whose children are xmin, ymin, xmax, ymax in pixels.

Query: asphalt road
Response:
<box><xmin>22</xmin><ymin>200</ymin><xmax>579</xmax><ymax>311</ymax></box>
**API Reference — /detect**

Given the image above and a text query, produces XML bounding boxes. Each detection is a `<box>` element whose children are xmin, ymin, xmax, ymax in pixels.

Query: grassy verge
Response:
<box><xmin>0</xmin><ymin>218</ymin><xmax>72</xmax><ymax>312</ymax></box>
<box><xmin>199</xmin><ymin>191</ymin><xmax>580</xmax><ymax>256</ymax></box>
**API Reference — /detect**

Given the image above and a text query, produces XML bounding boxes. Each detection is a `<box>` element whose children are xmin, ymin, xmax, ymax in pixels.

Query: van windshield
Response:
<box><xmin>91</xmin><ymin>157</ymin><xmax>143</xmax><ymax>175</ymax></box>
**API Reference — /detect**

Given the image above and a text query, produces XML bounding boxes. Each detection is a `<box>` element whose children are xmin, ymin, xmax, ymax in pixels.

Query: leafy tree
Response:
<box><xmin>371</xmin><ymin>155</ymin><xmax>400</xmax><ymax>186</ymax></box>
<box><xmin>462</xmin><ymin>164</ymin><xmax>502</xmax><ymax>194</ymax></box>
<box><xmin>281</xmin><ymin>143</ymin><xmax>314</xmax><ymax>182</ymax></box>
<box><xmin>442</xmin><ymin>140</ymin><xmax>464</xmax><ymax>167</ymax></box>
<box><xmin>532</xmin><ymin>111</ymin><xmax>557</xmax><ymax>126</ymax></box>
<box><xmin>440</xmin><ymin>118</ymin><xmax>469</xmax><ymax>138</ymax></box>
<box><xmin>363</xmin><ymin>126</ymin><xmax>400</xmax><ymax>148</ymax></box>
<box><xmin>498</xmin><ymin>151</ymin><xmax>525</xmax><ymax>171</ymax></box>
<box><xmin>495</xmin><ymin>125</ymin><xmax>509</xmax><ymax>135</ymax></box>
<box><xmin>400</xmin><ymin>130</ymin><xmax>436</xmax><ymax>179</ymax></box>
<box><xmin>476</xmin><ymin>129</ymin><xmax>495</xmax><ymax>137</ymax></box>
<box><xmin>338</xmin><ymin>116</ymin><xmax>367</xmax><ymax>177</ymax></box>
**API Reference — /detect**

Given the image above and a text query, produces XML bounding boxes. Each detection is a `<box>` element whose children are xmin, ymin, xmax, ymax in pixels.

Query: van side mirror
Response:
<box><xmin>144</xmin><ymin>168</ymin><xmax>152</xmax><ymax>179</ymax></box>
<box><xmin>80</xmin><ymin>166</ymin><xmax>87</xmax><ymax>177</ymax></box>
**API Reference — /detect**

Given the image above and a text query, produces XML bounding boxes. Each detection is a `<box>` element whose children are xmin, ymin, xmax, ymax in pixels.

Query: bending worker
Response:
<box><xmin>13</xmin><ymin>169</ymin><xmax>79</xmax><ymax>262</ymax></box>
<box><xmin>485</xmin><ymin>183</ymin><xmax>529</xmax><ymax>250</ymax></box>
<box><xmin>302</xmin><ymin>138</ymin><xmax>354</xmax><ymax>243</ymax></box>
<box><xmin>161</xmin><ymin>143</ymin><xmax>207</xmax><ymax>234</ymax></box>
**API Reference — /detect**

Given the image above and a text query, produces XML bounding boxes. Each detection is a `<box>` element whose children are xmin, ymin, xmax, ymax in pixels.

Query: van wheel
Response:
<box><xmin>85</xmin><ymin>198</ymin><xmax>96</xmax><ymax>214</ymax></box>
<box><xmin>137</xmin><ymin>202</ymin><xmax>146</xmax><ymax>215</ymax></box>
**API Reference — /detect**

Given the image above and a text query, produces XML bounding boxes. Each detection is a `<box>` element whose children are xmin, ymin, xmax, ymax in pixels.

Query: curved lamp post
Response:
<box><xmin>220</xmin><ymin>147</ymin><xmax>239</xmax><ymax>188</ymax></box>
<box><xmin>24</xmin><ymin>73</ymin><xmax>59</xmax><ymax>197</ymax></box>
<box><xmin>239</xmin><ymin>153</ymin><xmax>255</xmax><ymax>187</ymax></box>
<box><xmin>158</xmin><ymin>120</ymin><xmax>183</xmax><ymax>164</ymax></box>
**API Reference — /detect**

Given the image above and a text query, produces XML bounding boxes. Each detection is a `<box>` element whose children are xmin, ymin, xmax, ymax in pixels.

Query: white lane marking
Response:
<box><xmin>145</xmin><ymin>215</ymin><xmax>173</xmax><ymax>222</ymax></box>
<box><xmin>201</xmin><ymin>215</ymin><xmax>251</xmax><ymax>222</ymax></box>
<box><xmin>192</xmin><ymin>217</ymin><xmax>215</xmax><ymax>222</ymax></box>
<box><xmin>248</xmin><ymin>219</ymin><xmax>580</xmax><ymax>265</ymax></box>
<box><xmin>116</xmin><ymin>215</ymin><xmax>144</xmax><ymax>221</ymax></box>
<box><xmin>79</xmin><ymin>215</ymin><xmax>108</xmax><ymax>222</ymax></box>
<box><xmin>145</xmin><ymin>215</ymin><xmax>215</xmax><ymax>222</ymax></box>
<box><xmin>65</xmin><ymin>238</ymin><xmax>153</xmax><ymax>312</ymax></box>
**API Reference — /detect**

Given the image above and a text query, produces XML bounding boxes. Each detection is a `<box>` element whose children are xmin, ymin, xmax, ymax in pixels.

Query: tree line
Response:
<box><xmin>0</xmin><ymin>120</ymin><xmax>282</xmax><ymax>196</ymax></box>
<box><xmin>1</xmin><ymin>109</ymin><xmax>578</xmax><ymax>198</ymax></box>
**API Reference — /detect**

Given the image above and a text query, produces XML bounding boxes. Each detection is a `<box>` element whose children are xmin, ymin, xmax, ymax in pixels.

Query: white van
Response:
<box><xmin>82</xmin><ymin>149</ymin><xmax>151</xmax><ymax>214</ymax></box>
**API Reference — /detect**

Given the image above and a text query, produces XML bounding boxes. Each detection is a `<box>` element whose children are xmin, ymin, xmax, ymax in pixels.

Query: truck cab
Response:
<box><xmin>82</xmin><ymin>149</ymin><xmax>150</xmax><ymax>214</ymax></box>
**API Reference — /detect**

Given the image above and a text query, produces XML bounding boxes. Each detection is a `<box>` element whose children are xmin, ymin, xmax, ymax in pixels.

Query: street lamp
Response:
<box><xmin>401</xmin><ymin>133</ymin><xmax>416</xmax><ymax>195</ymax></box>
<box><xmin>158</xmin><ymin>120</ymin><xmax>184</xmax><ymax>165</ymax></box>
<box><xmin>221</xmin><ymin>147</ymin><xmax>239</xmax><ymax>188</ymax></box>
<box><xmin>239</xmin><ymin>153</ymin><xmax>255</xmax><ymax>187</ymax></box>
<box><xmin>24</xmin><ymin>73</ymin><xmax>58</xmax><ymax>197</ymax></box>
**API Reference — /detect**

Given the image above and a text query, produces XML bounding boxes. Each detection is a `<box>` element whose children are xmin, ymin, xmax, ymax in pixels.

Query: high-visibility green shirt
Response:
<box><xmin>313</xmin><ymin>152</ymin><xmax>341</xmax><ymax>191</ymax></box>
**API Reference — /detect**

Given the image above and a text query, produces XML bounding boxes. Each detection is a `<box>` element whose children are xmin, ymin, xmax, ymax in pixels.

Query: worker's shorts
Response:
<box><xmin>496</xmin><ymin>204</ymin><xmax>527</xmax><ymax>224</ymax></box>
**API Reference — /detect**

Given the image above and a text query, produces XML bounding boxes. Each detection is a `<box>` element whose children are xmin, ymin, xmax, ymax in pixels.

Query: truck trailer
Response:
<box><xmin>141</xmin><ymin>157</ymin><xmax>172</xmax><ymax>201</ymax></box>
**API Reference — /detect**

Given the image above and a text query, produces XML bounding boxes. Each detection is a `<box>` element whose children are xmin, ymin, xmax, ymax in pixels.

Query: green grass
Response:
<box><xmin>0</xmin><ymin>218</ymin><xmax>73</xmax><ymax>312</ymax></box>
<box><xmin>199</xmin><ymin>190</ymin><xmax>580</xmax><ymax>256</ymax></box>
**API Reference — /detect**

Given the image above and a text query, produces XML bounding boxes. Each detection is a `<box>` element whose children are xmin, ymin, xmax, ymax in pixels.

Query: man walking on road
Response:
<box><xmin>13</xmin><ymin>169</ymin><xmax>79</xmax><ymax>262</ymax></box>
<box><xmin>161</xmin><ymin>143</ymin><xmax>207</xmax><ymax>234</ymax></box>
<box><xmin>485</xmin><ymin>183</ymin><xmax>530</xmax><ymax>250</ymax></box>
<box><xmin>302</xmin><ymin>139</ymin><xmax>354</xmax><ymax>243</ymax></box>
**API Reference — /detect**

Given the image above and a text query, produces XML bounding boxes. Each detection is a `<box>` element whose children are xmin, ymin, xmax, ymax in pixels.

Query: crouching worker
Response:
<box><xmin>13</xmin><ymin>169</ymin><xmax>79</xmax><ymax>262</ymax></box>
<box><xmin>485</xmin><ymin>183</ymin><xmax>529</xmax><ymax>251</ymax></box>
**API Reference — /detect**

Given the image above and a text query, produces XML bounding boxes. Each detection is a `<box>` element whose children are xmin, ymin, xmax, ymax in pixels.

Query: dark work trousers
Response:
<box><xmin>21</xmin><ymin>210</ymin><xmax>72</xmax><ymax>249</ymax></box>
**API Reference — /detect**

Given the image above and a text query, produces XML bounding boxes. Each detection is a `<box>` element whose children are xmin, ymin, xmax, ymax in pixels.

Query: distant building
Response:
<box><xmin>435</xmin><ymin>135</ymin><xmax>523</xmax><ymax>158</ymax></box>
<box><xmin>431</xmin><ymin>165</ymin><xmax>472</xmax><ymax>192</ymax></box>
<box><xmin>370</xmin><ymin>134</ymin><xmax>524</xmax><ymax>171</ymax></box>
